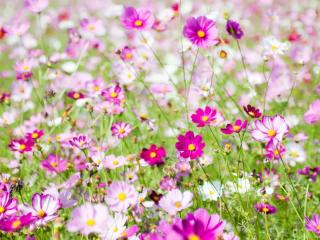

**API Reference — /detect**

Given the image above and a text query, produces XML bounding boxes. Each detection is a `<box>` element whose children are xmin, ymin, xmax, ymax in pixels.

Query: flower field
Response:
<box><xmin>0</xmin><ymin>0</ymin><xmax>320</xmax><ymax>239</ymax></box>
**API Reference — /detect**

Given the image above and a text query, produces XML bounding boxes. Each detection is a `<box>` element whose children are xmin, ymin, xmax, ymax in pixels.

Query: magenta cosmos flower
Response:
<box><xmin>221</xmin><ymin>119</ymin><xmax>247</xmax><ymax>135</ymax></box>
<box><xmin>111</xmin><ymin>122</ymin><xmax>132</xmax><ymax>139</ymax></box>
<box><xmin>67</xmin><ymin>91</ymin><xmax>85</xmax><ymax>100</ymax></box>
<box><xmin>41</xmin><ymin>154</ymin><xmax>68</xmax><ymax>174</ymax></box>
<box><xmin>191</xmin><ymin>106</ymin><xmax>217</xmax><ymax>127</ymax></box>
<box><xmin>254</xmin><ymin>202</ymin><xmax>277</xmax><ymax>214</ymax></box>
<box><xmin>24</xmin><ymin>0</ymin><xmax>48</xmax><ymax>13</ymax></box>
<box><xmin>120</xmin><ymin>6</ymin><xmax>155</xmax><ymax>30</ymax></box>
<box><xmin>26</xmin><ymin>129</ymin><xmax>44</xmax><ymax>141</ymax></box>
<box><xmin>251</xmin><ymin>115</ymin><xmax>289</xmax><ymax>144</ymax></box>
<box><xmin>226</xmin><ymin>19</ymin><xmax>244</xmax><ymax>40</ymax></box>
<box><xmin>175</xmin><ymin>131</ymin><xmax>205</xmax><ymax>160</ymax></box>
<box><xmin>106</xmin><ymin>181</ymin><xmax>138</xmax><ymax>212</ymax></box>
<box><xmin>0</xmin><ymin>191</ymin><xmax>18</xmax><ymax>219</ymax></box>
<box><xmin>168</xmin><ymin>208</ymin><xmax>225</xmax><ymax>240</ymax></box>
<box><xmin>243</xmin><ymin>104</ymin><xmax>262</xmax><ymax>118</ymax></box>
<box><xmin>69</xmin><ymin>135</ymin><xmax>91</xmax><ymax>149</ymax></box>
<box><xmin>23</xmin><ymin>193</ymin><xmax>60</xmax><ymax>226</ymax></box>
<box><xmin>67</xmin><ymin>203</ymin><xmax>110</xmax><ymax>236</ymax></box>
<box><xmin>265</xmin><ymin>142</ymin><xmax>285</xmax><ymax>160</ymax></box>
<box><xmin>8</xmin><ymin>138</ymin><xmax>34</xmax><ymax>153</ymax></box>
<box><xmin>183</xmin><ymin>16</ymin><xmax>219</xmax><ymax>48</ymax></box>
<box><xmin>0</xmin><ymin>213</ymin><xmax>34</xmax><ymax>232</ymax></box>
<box><xmin>101</xmin><ymin>84</ymin><xmax>125</xmax><ymax>105</ymax></box>
<box><xmin>305</xmin><ymin>214</ymin><xmax>320</xmax><ymax>237</ymax></box>
<box><xmin>140</xmin><ymin>144</ymin><xmax>166</xmax><ymax>166</ymax></box>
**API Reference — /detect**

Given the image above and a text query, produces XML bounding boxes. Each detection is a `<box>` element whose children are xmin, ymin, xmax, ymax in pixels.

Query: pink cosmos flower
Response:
<box><xmin>69</xmin><ymin>135</ymin><xmax>91</xmax><ymax>149</ymax></box>
<box><xmin>221</xmin><ymin>119</ymin><xmax>247</xmax><ymax>134</ymax></box>
<box><xmin>101</xmin><ymin>84</ymin><xmax>125</xmax><ymax>105</ymax></box>
<box><xmin>0</xmin><ymin>191</ymin><xmax>18</xmax><ymax>219</ymax></box>
<box><xmin>159</xmin><ymin>189</ymin><xmax>193</xmax><ymax>215</ymax></box>
<box><xmin>14</xmin><ymin>59</ymin><xmax>33</xmax><ymax>80</ymax></box>
<box><xmin>24</xmin><ymin>0</ymin><xmax>48</xmax><ymax>13</ymax></box>
<box><xmin>140</xmin><ymin>144</ymin><xmax>166</xmax><ymax>166</ymax></box>
<box><xmin>304</xmin><ymin>99</ymin><xmax>320</xmax><ymax>124</ymax></box>
<box><xmin>80</xmin><ymin>18</ymin><xmax>105</xmax><ymax>37</ymax></box>
<box><xmin>23</xmin><ymin>193</ymin><xmax>60</xmax><ymax>226</ymax></box>
<box><xmin>111</xmin><ymin>122</ymin><xmax>132</xmax><ymax>139</ymax></box>
<box><xmin>106</xmin><ymin>181</ymin><xmax>138</xmax><ymax>212</ymax></box>
<box><xmin>67</xmin><ymin>203</ymin><xmax>110</xmax><ymax>236</ymax></box>
<box><xmin>305</xmin><ymin>214</ymin><xmax>320</xmax><ymax>237</ymax></box>
<box><xmin>254</xmin><ymin>202</ymin><xmax>277</xmax><ymax>214</ymax></box>
<box><xmin>265</xmin><ymin>142</ymin><xmax>285</xmax><ymax>160</ymax></box>
<box><xmin>9</xmin><ymin>139</ymin><xmax>34</xmax><ymax>153</ymax></box>
<box><xmin>175</xmin><ymin>131</ymin><xmax>205</xmax><ymax>160</ymax></box>
<box><xmin>120</xmin><ymin>6</ymin><xmax>155</xmax><ymax>30</ymax></box>
<box><xmin>251</xmin><ymin>115</ymin><xmax>289</xmax><ymax>144</ymax></box>
<box><xmin>191</xmin><ymin>106</ymin><xmax>217</xmax><ymax>127</ymax></box>
<box><xmin>0</xmin><ymin>213</ymin><xmax>34</xmax><ymax>232</ymax></box>
<box><xmin>67</xmin><ymin>91</ymin><xmax>85</xmax><ymax>100</ymax></box>
<box><xmin>183</xmin><ymin>16</ymin><xmax>219</xmax><ymax>48</ymax></box>
<box><xmin>41</xmin><ymin>154</ymin><xmax>68</xmax><ymax>174</ymax></box>
<box><xmin>26</xmin><ymin>129</ymin><xmax>44</xmax><ymax>141</ymax></box>
<box><xmin>103</xmin><ymin>155</ymin><xmax>127</xmax><ymax>170</ymax></box>
<box><xmin>120</xmin><ymin>46</ymin><xmax>134</xmax><ymax>62</ymax></box>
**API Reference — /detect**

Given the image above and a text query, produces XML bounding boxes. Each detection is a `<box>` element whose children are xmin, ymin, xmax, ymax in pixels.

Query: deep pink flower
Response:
<box><xmin>191</xmin><ymin>106</ymin><xmax>217</xmax><ymax>127</ymax></box>
<box><xmin>24</xmin><ymin>0</ymin><xmax>48</xmax><ymax>13</ymax></box>
<box><xmin>120</xmin><ymin>46</ymin><xmax>134</xmax><ymax>62</ymax></box>
<box><xmin>226</xmin><ymin>19</ymin><xmax>244</xmax><ymax>40</ymax></box>
<box><xmin>221</xmin><ymin>119</ymin><xmax>247</xmax><ymax>134</ymax></box>
<box><xmin>140</xmin><ymin>144</ymin><xmax>166</xmax><ymax>166</ymax></box>
<box><xmin>0</xmin><ymin>213</ymin><xmax>34</xmax><ymax>232</ymax></box>
<box><xmin>111</xmin><ymin>122</ymin><xmax>132</xmax><ymax>139</ymax></box>
<box><xmin>14</xmin><ymin>59</ymin><xmax>33</xmax><ymax>80</ymax></box>
<box><xmin>0</xmin><ymin>191</ymin><xmax>18</xmax><ymax>219</ymax></box>
<box><xmin>305</xmin><ymin>214</ymin><xmax>320</xmax><ymax>237</ymax></box>
<box><xmin>8</xmin><ymin>139</ymin><xmax>34</xmax><ymax>153</ymax></box>
<box><xmin>26</xmin><ymin>129</ymin><xmax>44</xmax><ymax>141</ymax></box>
<box><xmin>41</xmin><ymin>154</ymin><xmax>68</xmax><ymax>174</ymax></box>
<box><xmin>67</xmin><ymin>91</ymin><xmax>85</xmax><ymax>100</ymax></box>
<box><xmin>69</xmin><ymin>135</ymin><xmax>91</xmax><ymax>149</ymax></box>
<box><xmin>101</xmin><ymin>84</ymin><xmax>125</xmax><ymax>105</ymax></box>
<box><xmin>243</xmin><ymin>104</ymin><xmax>262</xmax><ymax>118</ymax></box>
<box><xmin>265</xmin><ymin>142</ymin><xmax>286</xmax><ymax>160</ymax></box>
<box><xmin>175</xmin><ymin>131</ymin><xmax>205</xmax><ymax>160</ymax></box>
<box><xmin>304</xmin><ymin>99</ymin><xmax>320</xmax><ymax>124</ymax></box>
<box><xmin>254</xmin><ymin>202</ymin><xmax>277</xmax><ymax>214</ymax></box>
<box><xmin>183</xmin><ymin>16</ymin><xmax>219</xmax><ymax>48</ymax></box>
<box><xmin>251</xmin><ymin>115</ymin><xmax>289</xmax><ymax>144</ymax></box>
<box><xmin>120</xmin><ymin>6</ymin><xmax>155</xmax><ymax>30</ymax></box>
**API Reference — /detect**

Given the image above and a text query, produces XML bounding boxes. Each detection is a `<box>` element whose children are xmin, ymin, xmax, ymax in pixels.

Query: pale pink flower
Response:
<box><xmin>304</xmin><ymin>99</ymin><xmax>320</xmax><ymax>124</ymax></box>
<box><xmin>159</xmin><ymin>189</ymin><xmax>193</xmax><ymax>215</ymax></box>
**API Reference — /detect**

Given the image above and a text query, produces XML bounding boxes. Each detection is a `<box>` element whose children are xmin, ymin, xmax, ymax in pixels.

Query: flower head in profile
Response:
<box><xmin>176</xmin><ymin>131</ymin><xmax>205</xmax><ymax>160</ymax></box>
<box><xmin>191</xmin><ymin>106</ymin><xmax>217</xmax><ymax>127</ymax></box>
<box><xmin>243</xmin><ymin>104</ymin><xmax>261</xmax><ymax>118</ymax></box>
<box><xmin>0</xmin><ymin>213</ymin><xmax>34</xmax><ymax>232</ymax></box>
<box><xmin>251</xmin><ymin>115</ymin><xmax>289</xmax><ymax>144</ymax></box>
<box><xmin>305</xmin><ymin>214</ymin><xmax>320</xmax><ymax>237</ymax></box>
<box><xmin>226</xmin><ymin>19</ymin><xmax>244</xmax><ymax>39</ymax></box>
<box><xmin>254</xmin><ymin>202</ymin><xmax>277</xmax><ymax>214</ymax></box>
<box><xmin>120</xmin><ymin>6</ymin><xmax>155</xmax><ymax>30</ymax></box>
<box><xmin>111</xmin><ymin>122</ymin><xmax>132</xmax><ymax>139</ymax></box>
<box><xmin>106</xmin><ymin>181</ymin><xmax>138</xmax><ymax>212</ymax></box>
<box><xmin>24</xmin><ymin>0</ymin><xmax>48</xmax><ymax>13</ymax></box>
<box><xmin>67</xmin><ymin>203</ymin><xmax>110</xmax><ymax>236</ymax></box>
<box><xmin>183</xmin><ymin>16</ymin><xmax>219</xmax><ymax>48</ymax></box>
<box><xmin>221</xmin><ymin>119</ymin><xmax>247</xmax><ymax>135</ymax></box>
<box><xmin>159</xmin><ymin>189</ymin><xmax>193</xmax><ymax>215</ymax></box>
<box><xmin>69</xmin><ymin>135</ymin><xmax>91</xmax><ymax>149</ymax></box>
<box><xmin>140</xmin><ymin>144</ymin><xmax>166</xmax><ymax>166</ymax></box>
<box><xmin>67</xmin><ymin>91</ymin><xmax>85</xmax><ymax>100</ymax></box>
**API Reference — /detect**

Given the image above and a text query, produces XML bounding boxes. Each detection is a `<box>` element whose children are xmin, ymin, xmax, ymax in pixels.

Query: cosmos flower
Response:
<box><xmin>175</xmin><ymin>131</ymin><xmax>205</xmax><ymax>160</ymax></box>
<box><xmin>0</xmin><ymin>213</ymin><xmax>34</xmax><ymax>232</ymax></box>
<box><xmin>198</xmin><ymin>181</ymin><xmax>223</xmax><ymax>201</ymax></box>
<box><xmin>26</xmin><ymin>129</ymin><xmax>44</xmax><ymax>141</ymax></box>
<box><xmin>106</xmin><ymin>181</ymin><xmax>138</xmax><ymax>212</ymax></box>
<box><xmin>119</xmin><ymin>46</ymin><xmax>134</xmax><ymax>62</ymax></box>
<box><xmin>103</xmin><ymin>155</ymin><xmax>127</xmax><ymax>169</ymax></box>
<box><xmin>69</xmin><ymin>135</ymin><xmax>91</xmax><ymax>149</ymax></box>
<box><xmin>0</xmin><ymin>191</ymin><xmax>18</xmax><ymax>219</ymax></box>
<box><xmin>221</xmin><ymin>119</ymin><xmax>247</xmax><ymax>134</ymax></box>
<box><xmin>254</xmin><ymin>202</ymin><xmax>277</xmax><ymax>214</ymax></box>
<box><xmin>111</xmin><ymin>122</ymin><xmax>132</xmax><ymax>139</ymax></box>
<box><xmin>304</xmin><ymin>100</ymin><xmax>320</xmax><ymax>124</ymax></box>
<box><xmin>24</xmin><ymin>0</ymin><xmax>48</xmax><ymax>13</ymax></box>
<box><xmin>67</xmin><ymin>91</ymin><xmax>85</xmax><ymax>100</ymax></box>
<box><xmin>191</xmin><ymin>106</ymin><xmax>217</xmax><ymax>127</ymax></box>
<box><xmin>251</xmin><ymin>115</ymin><xmax>289</xmax><ymax>144</ymax></box>
<box><xmin>159</xmin><ymin>189</ymin><xmax>193</xmax><ymax>215</ymax></box>
<box><xmin>226</xmin><ymin>19</ymin><xmax>244</xmax><ymax>39</ymax></box>
<box><xmin>120</xmin><ymin>6</ymin><xmax>155</xmax><ymax>30</ymax></box>
<box><xmin>305</xmin><ymin>214</ymin><xmax>320</xmax><ymax>237</ymax></box>
<box><xmin>282</xmin><ymin>142</ymin><xmax>306</xmax><ymax>166</ymax></box>
<box><xmin>170</xmin><ymin>208</ymin><xmax>225</xmax><ymax>240</ymax></box>
<box><xmin>263</xmin><ymin>36</ymin><xmax>290</xmax><ymax>59</ymax></box>
<box><xmin>183</xmin><ymin>16</ymin><xmax>219</xmax><ymax>48</ymax></box>
<box><xmin>41</xmin><ymin>154</ymin><xmax>68</xmax><ymax>175</ymax></box>
<box><xmin>80</xmin><ymin>18</ymin><xmax>105</xmax><ymax>37</ymax></box>
<box><xmin>67</xmin><ymin>203</ymin><xmax>110</xmax><ymax>236</ymax></box>
<box><xmin>101</xmin><ymin>84</ymin><xmax>125</xmax><ymax>105</ymax></box>
<box><xmin>23</xmin><ymin>193</ymin><xmax>60</xmax><ymax>226</ymax></box>
<box><xmin>140</xmin><ymin>144</ymin><xmax>166</xmax><ymax>166</ymax></box>
<box><xmin>9</xmin><ymin>139</ymin><xmax>34</xmax><ymax>153</ymax></box>
<box><xmin>297</xmin><ymin>166</ymin><xmax>320</xmax><ymax>182</ymax></box>
<box><xmin>14</xmin><ymin>59</ymin><xmax>33</xmax><ymax>80</ymax></box>
<box><xmin>265</xmin><ymin>142</ymin><xmax>286</xmax><ymax>160</ymax></box>
<box><xmin>243</xmin><ymin>104</ymin><xmax>262</xmax><ymax>118</ymax></box>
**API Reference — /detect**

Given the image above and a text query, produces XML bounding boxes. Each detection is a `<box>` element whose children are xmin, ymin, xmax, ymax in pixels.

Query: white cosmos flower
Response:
<box><xmin>198</xmin><ymin>181</ymin><xmax>223</xmax><ymax>201</ymax></box>
<box><xmin>263</xmin><ymin>36</ymin><xmax>289</xmax><ymax>59</ymax></box>
<box><xmin>226</xmin><ymin>178</ymin><xmax>251</xmax><ymax>194</ymax></box>
<box><xmin>100</xmin><ymin>214</ymin><xmax>127</xmax><ymax>240</ymax></box>
<box><xmin>11</xmin><ymin>81</ymin><xmax>33</xmax><ymax>102</ymax></box>
<box><xmin>283</xmin><ymin>142</ymin><xmax>306</xmax><ymax>166</ymax></box>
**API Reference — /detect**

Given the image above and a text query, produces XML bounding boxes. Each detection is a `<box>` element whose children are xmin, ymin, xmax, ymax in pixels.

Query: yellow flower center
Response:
<box><xmin>19</xmin><ymin>144</ymin><xmax>26</xmax><ymax>150</ymax></box>
<box><xmin>12</xmin><ymin>220</ymin><xmax>21</xmax><ymax>229</ymax></box>
<box><xmin>112</xmin><ymin>160</ymin><xmax>119</xmax><ymax>166</ymax></box>
<box><xmin>134</xmin><ymin>20</ymin><xmax>143</xmax><ymax>27</ymax></box>
<box><xmin>188</xmin><ymin>234</ymin><xmax>200</xmax><ymax>240</ymax></box>
<box><xmin>113</xmin><ymin>227</ymin><xmax>119</xmax><ymax>232</ymax></box>
<box><xmin>73</xmin><ymin>93</ymin><xmax>80</xmax><ymax>99</ymax></box>
<box><xmin>118</xmin><ymin>128</ymin><xmax>125</xmax><ymax>134</ymax></box>
<box><xmin>262</xmin><ymin>207</ymin><xmax>269</xmax><ymax>213</ymax></box>
<box><xmin>248</xmin><ymin>111</ymin><xmax>255</xmax><ymax>117</ymax></box>
<box><xmin>125</xmin><ymin>53</ymin><xmax>132</xmax><ymax>59</ymax></box>
<box><xmin>188</xmin><ymin>144</ymin><xmax>195</xmax><ymax>151</ymax></box>
<box><xmin>86</xmin><ymin>219</ymin><xmax>96</xmax><ymax>226</ymax></box>
<box><xmin>271</xmin><ymin>44</ymin><xmax>278</xmax><ymax>51</ymax></box>
<box><xmin>289</xmin><ymin>151</ymin><xmax>299</xmax><ymax>158</ymax></box>
<box><xmin>110</xmin><ymin>92</ymin><xmax>118</xmax><ymax>98</ymax></box>
<box><xmin>233</xmin><ymin>125</ymin><xmax>241</xmax><ymax>131</ymax></box>
<box><xmin>150</xmin><ymin>152</ymin><xmax>157</xmax><ymax>158</ymax></box>
<box><xmin>317</xmin><ymin>225</ymin><xmax>320</xmax><ymax>231</ymax></box>
<box><xmin>22</xmin><ymin>65</ymin><xmax>29</xmax><ymax>71</ymax></box>
<box><xmin>118</xmin><ymin>192</ymin><xmax>127</xmax><ymax>201</ymax></box>
<box><xmin>50</xmin><ymin>161</ymin><xmax>58</xmax><ymax>168</ymax></box>
<box><xmin>88</xmin><ymin>25</ymin><xmax>95</xmax><ymax>31</ymax></box>
<box><xmin>201</xmin><ymin>116</ymin><xmax>209</xmax><ymax>122</ymax></box>
<box><xmin>219</xmin><ymin>50</ymin><xmax>228</xmax><ymax>59</ymax></box>
<box><xmin>197</xmin><ymin>30</ymin><xmax>205</xmax><ymax>38</ymax></box>
<box><xmin>38</xmin><ymin>209</ymin><xmax>46</xmax><ymax>218</ymax></box>
<box><xmin>94</xmin><ymin>86</ymin><xmax>100</xmax><ymax>91</ymax></box>
<box><xmin>31</xmin><ymin>133</ymin><xmax>39</xmax><ymax>139</ymax></box>
<box><xmin>268</xmin><ymin>129</ymin><xmax>276</xmax><ymax>137</ymax></box>
<box><xmin>0</xmin><ymin>206</ymin><xmax>5</xmax><ymax>213</ymax></box>
<box><xmin>274</xmin><ymin>150</ymin><xmax>279</xmax><ymax>156</ymax></box>
<box><xmin>174</xmin><ymin>201</ymin><xmax>182</xmax><ymax>208</ymax></box>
